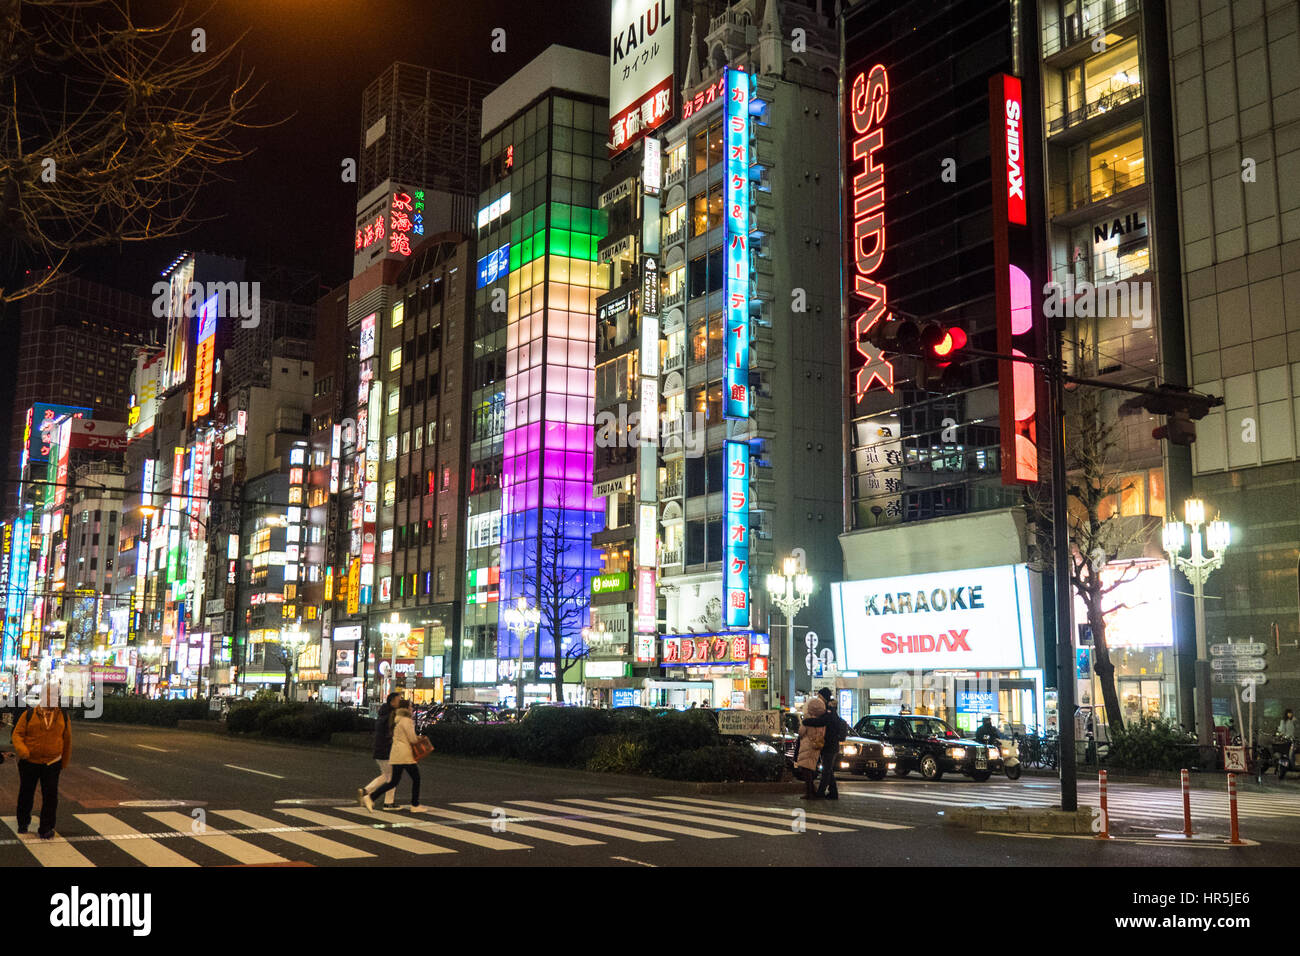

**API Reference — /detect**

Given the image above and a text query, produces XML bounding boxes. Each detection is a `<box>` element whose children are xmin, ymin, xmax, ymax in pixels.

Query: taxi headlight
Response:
<box><xmin>988</xmin><ymin>746</ymin><xmax>1000</xmax><ymax>759</ymax></box>
<box><xmin>881</xmin><ymin>744</ymin><xmax>895</xmax><ymax>758</ymax></box>
<box><xmin>949</xmin><ymin>747</ymin><xmax>967</xmax><ymax>760</ymax></box>
<box><xmin>840</xmin><ymin>744</ymin><xmax>860</xmax><ymax>757</ymax></box>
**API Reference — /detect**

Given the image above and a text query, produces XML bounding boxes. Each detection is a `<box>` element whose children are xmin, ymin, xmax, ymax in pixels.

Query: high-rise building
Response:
<box><xmin>1167</xmin><ymin>0</ymin><xmax>1300</xmax><ymax>724</ymax></box>
<box><xmin>460</xmin><ymin>45</ymin><xmax>610</xmax><ymax>705</ymax></box>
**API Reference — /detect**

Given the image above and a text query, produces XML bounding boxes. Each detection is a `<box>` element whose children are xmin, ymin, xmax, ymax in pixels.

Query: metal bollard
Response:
<box><xmin>1181</xmin><ymin>768</ymin><xmax>1194</xmax><ymax>837</ymax></box>
<box><xmin>1227</xmin><ymin>773</ymin><xmax>1243</xmax><ymax>845</ymax></box>
<box><xmin>1096</xmin><ymin>769</ymin><xmax>1112</xmax><ymax>840</ymax></box>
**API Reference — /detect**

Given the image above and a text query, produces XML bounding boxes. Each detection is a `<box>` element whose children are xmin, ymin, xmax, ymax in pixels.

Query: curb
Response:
<box><xmin>945</xmin><ymin>805</ymin><xmax>1096</xmax><ymax>834</ymax></box>
<box><xmin>1019</xmin><ymin>765</ymin><xmax>1295</xmax><ymax>794</ymax></box>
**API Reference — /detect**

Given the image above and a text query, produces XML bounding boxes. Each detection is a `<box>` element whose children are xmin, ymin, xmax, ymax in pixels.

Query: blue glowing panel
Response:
<box><xmin>723</xmin><ymin>68</ymin><xmax>751</xmax><ymax>420</ymax></box>
<box><xmin>724</xmin><ymin>440</ymin><xmax>750</xmax><ymax>628</ymax></box>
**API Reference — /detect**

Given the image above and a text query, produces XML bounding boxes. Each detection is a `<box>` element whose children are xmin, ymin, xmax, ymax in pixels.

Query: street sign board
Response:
<box><xmin>1213</xmin><ymin>673</ymin><xmax>1266</xmax><ymax>685</ymax></box>
<box><xmin>1211</xmin><ymin>658</ymin><xmax>1266</xmax><ymax>671</ymax></box>
<box><xmin>718</xmin><ymin>709</ymin><xmax>781</xmax><ymax>736</ymax></box>
<box><xmin>1210</xmin><ymin>643</ymin><xmax>1266</xmax><ymax>656</ymax></box>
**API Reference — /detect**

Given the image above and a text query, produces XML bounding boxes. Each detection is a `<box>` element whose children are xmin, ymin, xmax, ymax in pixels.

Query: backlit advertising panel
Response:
<box><xmin>1073</xmin><ymin>560</ymin><xmax>1173</xmax><ymax>649</ymax></box>
<box><xmin>26</xmin><ymin>403</ymin><xmax>92</xmax><ymax>465</ymax></box>
<box><xmin>990</xmin><ymin>73</ymin><xmax>1039</xmax><ymax>485</ymax></box>
<box><xmin>192</xmin><ymin>293</ymin><xmax>219</xmax><ymax>421</ymax></box>
<box><xmin>724</xmin><ymin>440</ymin><xmax>750</xmax><ymax>629</ymax></box>
<box><xmin>608</xmin><ymin>0</ymin><xmax>675</xmax><ymax>154</ymax></box>
<box><xmin>831</xmin><ymin>564</ymin><xmax>1038</xmax><ymax>672</ymax></box>
<box><xmin>723</xmin><ymin>68</ymin><xmax>751</xmax><ymax>420</ymax></box>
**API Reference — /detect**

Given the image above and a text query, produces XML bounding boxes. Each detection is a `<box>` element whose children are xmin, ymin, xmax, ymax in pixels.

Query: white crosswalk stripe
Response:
<box><xmin>842</xmin><ymin>781</ymin><xmax>1300</xmax><ymax>821</ymax></box>
<box><xmin>0</xmin><ymin>795</ymin><xmax>909</xmax><ymax>867</ymax></box>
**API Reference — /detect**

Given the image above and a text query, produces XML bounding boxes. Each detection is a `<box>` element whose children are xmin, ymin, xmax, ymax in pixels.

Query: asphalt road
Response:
<box><xmin>1</xmin><ymin>724</ymin><xmax>1296</xmax><ymax>868</ymax></box>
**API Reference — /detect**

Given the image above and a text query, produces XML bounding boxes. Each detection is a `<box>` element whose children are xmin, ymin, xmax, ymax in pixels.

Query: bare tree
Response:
<box><xmin>0</xmin><ymin>0</ymin><xmax>263</xmax><ymax>301</ymax></box>
<box><xmin>534</xmin><ymin>486</ymin><xmax>591</xmax><ymax>702</ymax></box>
<box><xmin>1027</xmin><ymin>386</ymin><xmax>1159</xmax><ymax>733</ymax></box>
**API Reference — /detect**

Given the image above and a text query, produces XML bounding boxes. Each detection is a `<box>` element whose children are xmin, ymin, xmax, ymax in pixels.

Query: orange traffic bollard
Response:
<box><xmin>1096</xmin><ymin>769</ymin><xmax>1112</xmax><ymax>840</ymax></box>
<box><xmin>1181</xmin><ymin>768</ymin><xmax>1194</xmax><ymax>837</ymax></box>
<box><xmin>1227</xmin><ymin>773</ymin><xmax>1243</xmax><ymax>845</ymax></box>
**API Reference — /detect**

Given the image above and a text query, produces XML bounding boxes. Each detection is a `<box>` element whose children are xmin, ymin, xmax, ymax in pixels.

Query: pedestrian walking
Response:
<box><xmin>363</xmin><ymin>704</ymin><xmax>423</xmax><ymax>812</ymax></box>
<box><xmin>358</xmin><ymin>692</ymin><xmax>400</xmax><ymax>810</ymax></box>
<box><xmin>795</xmin><ymin>693</ymin><xmax>827</xmax><ymax>800</ymax></box>
<box><xmin>11</xmin><ymin>683</ymin><xmax>71</xmax><ymax>839</ymax></box>
<box><xmin>803</xmin><ymin>688</ymin><xmax>847</xmax><ymax>799</ymax></box>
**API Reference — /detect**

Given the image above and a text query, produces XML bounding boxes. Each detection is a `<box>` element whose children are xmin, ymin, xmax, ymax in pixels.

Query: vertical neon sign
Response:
<box><xmin>724</xmin><ymin>440</ymin><xmax>750</xmax><ymax>628</ymax></box>
<box><xmin>847</xmin><ymin>64</ymin><xmax>893</xmax><ymax>398</ymax></box>
<box><xmin>989</xmin><ymin>74</ymin><xmax>1038</xmax><ymax>484</ymax></box>
<box><xmin>723</xmin><ymin>68</ymin><xmax>751</xmax><ymax>420</ymax></box>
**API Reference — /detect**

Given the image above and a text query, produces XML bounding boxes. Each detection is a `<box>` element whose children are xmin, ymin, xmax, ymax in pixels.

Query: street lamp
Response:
<box><xmin>377</xmin><ymin>613</ymin><xmax>410</xmax><ymax>700</ymax></box>
<box><xmin>280</xmin><ymin>626</ymin><xmax>310</xmax><ymax>702</ymax></box>
<box><xmin>581</xmin><ymin>620</ymin><xmax>608</xmax><ymax>653</ymax></box>
<box><xmin>766</xmin><ymin>554</ymin><xmax>814</xmax><ymax>710</ymax></box>
<box><xmin>1164</xmin><ymin>498</ymin><xmax>1231</xmax><ymax>753</ymax></box>
<box><xmin>503</xmin><ymin>597</ymin><xmax>540</xmax><ymax>711</ymax></box>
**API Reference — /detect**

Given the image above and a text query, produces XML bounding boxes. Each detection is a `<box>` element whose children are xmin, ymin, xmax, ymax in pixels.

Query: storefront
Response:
<box><xmin>653</xmin><ymin>632</ymin><xmax>770</xmax><ymax>709</ymax></box>
<box><xmin>831</xmin><ymin>564</ymin><xmax>1047</xmax><ymax>734</ymax></box>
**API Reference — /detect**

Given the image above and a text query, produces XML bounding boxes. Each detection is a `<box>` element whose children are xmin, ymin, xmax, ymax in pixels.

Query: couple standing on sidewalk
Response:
<box><xmin>358</xmin><ymin>692</ymin><xmax>431</xmax><ymax>812</ymax></box>
<box><xmin>795</xmin><ymin>687</ymin><xmax>849</xmax><ymax>800</ymax></box>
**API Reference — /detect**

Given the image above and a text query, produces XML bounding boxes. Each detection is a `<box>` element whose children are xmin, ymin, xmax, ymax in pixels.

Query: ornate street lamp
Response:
<box><xmin>1164</xmin><ymin>498</ymin><xmax>1231</xmax><ymax>752</ymax></box>
<box><xmin>503</xmin><ymin>597</ymin><xmax>540</xmax><ymax>711</ymax></box>
<box><xmin>766</xmin><ymin>554</ymin><xmax>814</xmax><ymax>709</ymax></box>
<box><xmin>377</xmin><ymin>613</ymin><xmax>410</xmax><ymax>700</ymax></box>
<box><xmin>280</xmin><ymin>626</ymin><xmax>311</xmax><ymax>702</ymax></box>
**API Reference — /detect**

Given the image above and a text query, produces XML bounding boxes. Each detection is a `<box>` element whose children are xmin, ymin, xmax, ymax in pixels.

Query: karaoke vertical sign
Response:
<box><xmin>724</xmin><ymin>440</ymin><xmax>750</xmax><ymax>629</ymax></box>
<box><xmin>723</xmin><ymin>68</ymin><xmax>751</xmax><ymax>420</ymax></box>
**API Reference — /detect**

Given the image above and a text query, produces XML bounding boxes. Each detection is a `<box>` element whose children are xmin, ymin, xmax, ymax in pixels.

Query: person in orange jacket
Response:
<box><xmin>11</xmin><ymin>684</ymin><xmax>72</xmax><ymax>839</ymax></box>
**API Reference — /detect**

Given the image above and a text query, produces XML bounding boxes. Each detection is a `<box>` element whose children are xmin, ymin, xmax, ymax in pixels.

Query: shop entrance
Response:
<box><xmin>1118</xmin><ymin>677</ymin><xmax>1162</xmax><ymax>725</ymax></box>
<box><xmin>643</xmin><ymin>680</ymin><xmax>713</xmax><ymax>710</ymax></box>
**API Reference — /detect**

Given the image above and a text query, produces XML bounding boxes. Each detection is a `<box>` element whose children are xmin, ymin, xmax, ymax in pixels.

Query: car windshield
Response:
<box><xmin>908</xmin><ymin>718</ymin><xmax>960</xmax><ymax>738</ymax></box>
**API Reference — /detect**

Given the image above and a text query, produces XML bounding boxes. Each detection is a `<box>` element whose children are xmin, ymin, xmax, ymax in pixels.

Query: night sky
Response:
<box><xmin>78</xmin><ymin>0</ymin><xmax>611</xmax><ymax>297</ymax></box>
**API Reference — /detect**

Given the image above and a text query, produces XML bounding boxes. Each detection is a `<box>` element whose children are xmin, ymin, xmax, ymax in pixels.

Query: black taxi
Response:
<box><xmin>778</xmin><ymin>712</ymin><xmax>896</xmax><ymax>780</ymax></box>
<box><xmin>853</xmin><ymin>714</ymin><xmax>1000</xmax><ymax>782</ymax></box>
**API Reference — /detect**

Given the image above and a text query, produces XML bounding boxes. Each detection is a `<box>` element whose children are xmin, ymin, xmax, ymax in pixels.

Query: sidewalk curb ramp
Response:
<box><xmin>945</xmin><ymin>805</ymin><xmax>1097</xmax><ymax>834</ymax></box>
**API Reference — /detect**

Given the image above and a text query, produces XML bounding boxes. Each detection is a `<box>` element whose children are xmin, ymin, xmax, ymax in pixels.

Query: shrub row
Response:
<box><xmin>423</xmin><ymin>707</ymin><xmax>783</xmax><ymax>782</ymax></box>
<box><xmin>225</xmin><ymin>700</ymin><xmax>373</xmax><ymax>742</ymax></box>
<box><xmin>94</xmin><ymin>695</ymin><xmax>210</xmax><ymax>727</ymax></box>
<box><xmin>1105</xmin><ymin>716</ymin><xmax>1200</xmax><ymax>771</ymax></box>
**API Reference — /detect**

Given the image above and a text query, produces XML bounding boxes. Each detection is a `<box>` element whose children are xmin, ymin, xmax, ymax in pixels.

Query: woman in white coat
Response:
<box><xmin>363</xmin><ymin>706</ymin><xmax>423</xmax><ymax>811</ymax></box>
<box><xmin>795</xmin><ymin>695</ymin><xmax>827</xmax><ymax>800</ymax></box>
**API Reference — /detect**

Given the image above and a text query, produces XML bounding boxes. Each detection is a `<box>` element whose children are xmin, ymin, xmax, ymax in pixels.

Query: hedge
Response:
<box><xmin>1106</xmin><ymin>716</ymin><xmax>1200</xmax><ymax>772</ymax></box>
<box><xmin>225</xmin><ymin>700</ymin><xmax>373</xmax><ymax>742</ymax></box>
<box><xmin>423</xmin><ymin>707</ymin><xmax>783</xmax><ymax>782</ymax></box>
<box><xmin>92</xmin><ymin>696</ymin><xmax>210</xmax><ymax>727</ymax></box>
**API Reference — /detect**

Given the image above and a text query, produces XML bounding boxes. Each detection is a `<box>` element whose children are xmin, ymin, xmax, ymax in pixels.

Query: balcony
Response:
<box><xmin>664</xmin><ymin>164</ymin><xmax>686</xmax><ymax>189</ymax></box>
<box><xmin>1042</xmin><ymin>0</ymin><xmax>1139</xmax><ymax>61</ymax></box>
<box><xmin>1046</xmin><ymin>80</ymin><xmax>1142</xmax><ymax>140</ymax></box>
<box><xmin>663</xmin><ymin>222</ymin><xmax>686</xmax><ymax>248</ymax></box>
<box><xmin>662</xmin><ymin>480</ymin><xmax>682</xmax><ymax>499</ymax></box>
<box><xmin>663</xmin><ymin>286</ymin><xmax>686</xmax><ymax>311</ymax></box>
<box><xmin>658</xmin><ymin>547</ymin><xmax>682</xmax><ymax>568</ymax></box>
<box><xmin>663</xmin><ymin>348</ymin><xmax>685</xmax><ymax>374</ymax></box>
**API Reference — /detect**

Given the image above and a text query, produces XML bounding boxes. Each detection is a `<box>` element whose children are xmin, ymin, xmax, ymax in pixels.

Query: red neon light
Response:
<box><xmin>1001</xmin><ymin>76</ymin><xmax>1027</xmax><ymax>226</ymax></box>
<box><xmin>847</xmin><ymin>64</ymin><xmax>894</xmax><ymax>398</ymax></box>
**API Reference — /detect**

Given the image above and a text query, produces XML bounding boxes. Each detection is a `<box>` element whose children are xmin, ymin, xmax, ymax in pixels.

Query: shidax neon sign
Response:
<box><xmin>847</xmin><ymin>64</ymin><xmax>893</xmax><ymax>398</ymax></box>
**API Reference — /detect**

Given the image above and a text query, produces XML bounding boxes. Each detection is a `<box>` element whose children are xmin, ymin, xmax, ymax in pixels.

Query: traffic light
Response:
<box><xmin>864</xmin><ymin>319</ymin><xmax>968</xmax><ymax>390</ymax></box>
<box><xmin>1118</xmin><ymin>384</ymin><xmax>1223</xmax><ymax>447</ymax></box>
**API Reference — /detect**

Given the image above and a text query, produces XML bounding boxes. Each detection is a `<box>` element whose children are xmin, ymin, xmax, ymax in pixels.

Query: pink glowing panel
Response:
<box><xmin>506</xmin><ymin>323</ymin><xmax>520</xmax><ymax>349</ymax></box>
<box><xmin>545</xmin><ymin>393</ymin><xmax>567</xmax><ymax>421</ymax></box>
<box><xmin>505</xmin><ymin>349</ymin><xmax>519</xmax><ymax>376</ymax></box>
<box><xmin>565</xmin><ymin>397</ymin><xmax>588</xmax><ymax>425</ymax></box>
<box><xmin>1015</xmin><ymin>434</ymin><xmax>1038</xmax><ymax>480</ymax></box>
<box><xmin>1012</xmin><ymin>348</ymin><xmax>1035</xmax><ymax>421</ymax></box>
<box><xmin>525</xmin><ymin>421</ymin><xmax>541</xmax><ymax>451</ymax></box>
<box><xmin>1009</xmin><ymin>264</ymin><xmax>1033</xmax><ymax>335</ymax></box>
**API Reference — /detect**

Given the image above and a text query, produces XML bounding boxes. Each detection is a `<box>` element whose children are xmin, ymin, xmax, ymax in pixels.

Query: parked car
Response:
<box><xmin>412</xmin><ymin>702</ymin><xmax>503</xmax><ymax>732</ymax></box>
<box><xmin>775</xmin><ymin>711</ymin><xmax>894</xmax><ymax>778</ymax></box>
<box><xmin>853</xmin><ymin>714</ymin><xmax>1000</xmax><ymax>781</ymax></box>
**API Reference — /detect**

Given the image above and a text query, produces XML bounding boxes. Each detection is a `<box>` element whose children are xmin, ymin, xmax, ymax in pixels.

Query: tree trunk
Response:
<box><xmin>1087</xmin><ymin>586</ymin><xmax>1125</xmax><ymax>732</ymax></box>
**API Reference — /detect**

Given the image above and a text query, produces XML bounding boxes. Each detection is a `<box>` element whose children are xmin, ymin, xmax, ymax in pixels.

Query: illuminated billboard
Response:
<box><xmin>608</xmin><ymin>0</ymin><xmax>675</xmax><ymax>153</ymax></box>
<box><xmin>723</xmin><ymin>68</ymin><xmax>751</xmax><ymax>420</ymax></box>
<box><xmin>192</xmin><ymin>293</ymin><xmax>219</xmax><ymax>421</ymax></box>
<box><xmin>25</xmin><ymin>403</ymin><xmax>92</xmax><ymax>466</ymax></box>
<box><xmin>724</xmin><ymin>440</ymin><xmax>750</xmax><ymax>629</ymax></box>
<box><xmin>1073</xmin><ymin>560</ymin><xmax>1174</xmax><ymax>649</ymax></box>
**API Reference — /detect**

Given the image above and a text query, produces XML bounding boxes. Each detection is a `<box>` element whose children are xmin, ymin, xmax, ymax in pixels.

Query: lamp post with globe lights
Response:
<box><xmin>280</xmin><ymin>625</ymin><xmax>310</xmax><ymax>702</ymax></box>
<box><xmin>377</xmin><ymin>613</ymin><xmax>411</xmax><ymax>700</ymax></box>
<box><xmin>1163</xmin><ymin>498</ymin><xmax>1231</xmax><ymax>752</ymax></box>
<box><xmin>766</xmin><ymin>554</ymin><xmax>814</xmax><ymax>709</ymax></box>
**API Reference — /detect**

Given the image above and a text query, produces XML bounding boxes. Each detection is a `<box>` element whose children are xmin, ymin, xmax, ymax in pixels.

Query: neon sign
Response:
<box><xmin>724</xmin><ymin>440</ymin><xmax>750</xmax><ymax>628</ymax></box>
<box><xmin>1000</xmin><ymin>76</ymin><xmax>1027</xmax><ymax>226</ymax></box>
<box><xmin>476</xmin><ymin>244</ymin><xmax>510</xmax><ymax>288</ymax></box>
<box><xmin>389</xmin><ymin>191</ymin><xmax>415</xmax><ymax>256</ymax></box>
<box><xmin>723</xmin><ymin>68</ymin><xmax>750</xmax><ymax>420</ymax></box>
<box><xmin>847</xmin><ymin>64</ymin><xmax>894</xmax><ymax>398</ymax></box>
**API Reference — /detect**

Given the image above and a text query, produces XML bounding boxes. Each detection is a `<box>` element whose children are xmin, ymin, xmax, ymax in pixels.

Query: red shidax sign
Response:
<box><xmin>997</xmin><ymin>74</ymin><xmax>1026</xmax><ymax>226</ymax></box>
<box><xmin>845</xmin><ymin>64</ymin><xmax>893</xmax><ymax>398</ymax></box>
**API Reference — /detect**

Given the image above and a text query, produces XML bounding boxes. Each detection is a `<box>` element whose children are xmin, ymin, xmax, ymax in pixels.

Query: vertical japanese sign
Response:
<box><xmin>608</xmin><ymin>0</ymin><xmax>675</xmax><ymax>154</ymax></box>
<box><xmin>192</xmin><ymin>294</ymin><xmax>219</xmax><ymax>421</ymax></box>
<box><xmin>989</xmin><ymin>73</ymin><xmax>1039</xmax><ymax>485</ymax></box>
<box><xmin>724</xmin><ymin>440</ymin><xmax>750</xmax><ymax>628</ymax></box>
<box><xmin>724</xmin><ymin>69</ymin><xmax>751</xmax><ymax>420</ymax></box>
<box><xmin>637</xmin><ymin>566</ymin><xmax>657</xmax><ymax>634</ymax></box>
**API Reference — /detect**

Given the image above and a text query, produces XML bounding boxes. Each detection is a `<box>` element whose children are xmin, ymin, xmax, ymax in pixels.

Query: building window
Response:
<box><xmin>389</xmin><ymin>347</ymin><xmax>402</xmax><ymax>371</ymax></box>
<box><xmin>439</xmin><ymin>514</ymin><xmax>449</xmax><ymax>542</ymax></box>
<box><xmin>437</xmin><ymin>567</ymin><xmax>447</xmax><ymax>595</ymax></box>
<box><xmin>441</xmin><ymin>466</ymin><xmax>451</xmax><ymax>491</ymax></box>
<box><xmin>690</xmin><ymin>183</ymin><xmax>723</xmax><ymax>237</ymax></box>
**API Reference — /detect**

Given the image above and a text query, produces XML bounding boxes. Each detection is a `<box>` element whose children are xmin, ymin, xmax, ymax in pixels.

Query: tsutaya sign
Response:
<box><xmin>846</xmin><ymin>64</ymin><xmax>894</xmax><ymax>397</ymax></box>
<box><xmin>831</xmin><ymin>564</ymin><xmax>1038</xmax><ymax>671</ymax></box>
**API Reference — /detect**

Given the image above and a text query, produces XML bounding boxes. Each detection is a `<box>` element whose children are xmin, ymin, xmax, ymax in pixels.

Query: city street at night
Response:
<box><xmin>1</xmin><ymin>724</ymin><xmax>1296</xmax><ymax>868</ymax></box>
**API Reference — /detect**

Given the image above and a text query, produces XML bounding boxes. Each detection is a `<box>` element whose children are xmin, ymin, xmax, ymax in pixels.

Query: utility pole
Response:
<box><xmin>1045</xmin><ymin>332</ymin><xmax>1077</xmax><ymax>812</ymax></box>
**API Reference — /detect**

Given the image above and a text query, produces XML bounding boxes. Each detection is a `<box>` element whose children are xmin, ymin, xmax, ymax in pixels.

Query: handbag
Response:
<box><xmin>411</xmin><ymin>737</ymin><xmax>434</xmax><ymax>761</ymax></box>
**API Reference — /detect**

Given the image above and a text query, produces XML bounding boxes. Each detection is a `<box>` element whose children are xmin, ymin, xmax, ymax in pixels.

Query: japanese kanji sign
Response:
<box><xmin>662</xmin><ymin>632</ymin><xmax>750</xmax><ymax>666</ymax></box>
<box><xmin>725</xmin><ymin>440</ymin><xmax>750</xmax><ymax>629</ymax></box>
<box><xmin>724</xmin><ymin>68</ymin><xmax>751</xmax><ymax>420</ymax></box>
<box><xmin>609</xmin><ymin>0</ymin><xmax>675</xmax><ymax>153</ymax></box>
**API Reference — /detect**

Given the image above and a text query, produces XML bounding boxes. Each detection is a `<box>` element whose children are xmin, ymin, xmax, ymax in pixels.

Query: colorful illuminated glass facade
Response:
<box><xmin>467</xmin><ymin>87</ymin><xmax>610</xmax><ymax>700</ymax></box>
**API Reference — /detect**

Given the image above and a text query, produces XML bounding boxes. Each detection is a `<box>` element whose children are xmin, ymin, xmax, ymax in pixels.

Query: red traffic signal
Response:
<box><xmin>923</xmin><ymin>325</ymin><xmax>968</xmax><ymax>363</ymax></box>
<box><xmin>1152</xmin><ymin>410</ymin><xmax>1197</xmax><ymax>446</ymax></box>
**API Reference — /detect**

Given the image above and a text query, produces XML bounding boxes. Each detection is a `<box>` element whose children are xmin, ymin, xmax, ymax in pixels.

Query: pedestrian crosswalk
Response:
<box><xmin>0</xmin><ymin>795</ymin><xmax>908</xmax><ymax>867</ymax></box>
<box><xmin>842</xmin><ymin>780</ymin><xmax>1300</xmax><ymax>822</ymax></box>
